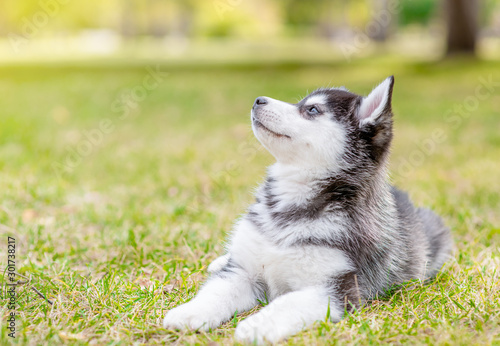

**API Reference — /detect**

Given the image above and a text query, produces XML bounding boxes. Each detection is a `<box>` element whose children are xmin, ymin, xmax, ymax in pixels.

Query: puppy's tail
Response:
<box><xmin>416</xmin><ymin>207</ymin><xmax>453</xmax><ymax>277</ymax></box>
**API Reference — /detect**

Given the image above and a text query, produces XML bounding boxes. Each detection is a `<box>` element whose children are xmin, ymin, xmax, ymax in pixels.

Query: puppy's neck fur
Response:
<box><xmin>266</xmin><ymin>160</ymin><xmax>391</xmax><ymax>210</ymax></box>
<box><xmin>268</xmin><ymin>163</ymin><xmax>328</xmax><ymax>199</ymax></box>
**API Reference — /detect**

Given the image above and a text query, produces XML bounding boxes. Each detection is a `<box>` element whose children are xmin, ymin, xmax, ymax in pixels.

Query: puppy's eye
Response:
<box><xmin>307</xmin><ymin>106</ymin><xmax>320</xmax><ymax>115</ymax></box>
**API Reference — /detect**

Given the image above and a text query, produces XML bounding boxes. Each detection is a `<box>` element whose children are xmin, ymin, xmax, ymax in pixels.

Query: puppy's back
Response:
<box><xmin>391</xmin><ymin>186</ymin><xmax>452</xmax><ymax>279</ymax></box>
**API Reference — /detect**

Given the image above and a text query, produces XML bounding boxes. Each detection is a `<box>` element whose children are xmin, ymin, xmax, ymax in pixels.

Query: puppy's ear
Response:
<box><xmin>357</xmin><ymin>76</ymin><xmax>394</xmax><ymax>126</ymax></box>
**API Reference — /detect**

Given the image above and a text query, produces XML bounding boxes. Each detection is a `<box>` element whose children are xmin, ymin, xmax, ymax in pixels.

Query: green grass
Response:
<box><xmin>0</xmin><ymin>56</ymin><xmax>499</xmax><ymax>345</ymax></box>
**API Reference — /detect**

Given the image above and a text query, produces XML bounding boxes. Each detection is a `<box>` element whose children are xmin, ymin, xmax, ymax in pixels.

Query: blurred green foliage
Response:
<box><xmin>399</xmin><ymin>0</ymin><xmax>436</xmax><ymax>26</ymax></box>
<box><xmin>1</xmin><ymin>0</ymin><xmax>499</xmax><ymax>39</ymax></box>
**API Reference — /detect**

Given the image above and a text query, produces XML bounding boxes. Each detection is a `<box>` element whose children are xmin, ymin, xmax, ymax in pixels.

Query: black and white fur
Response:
<box><xmin>163</xmin><ymin>77</ymin><xmax>453</xmax><ymax>343</ymax></box>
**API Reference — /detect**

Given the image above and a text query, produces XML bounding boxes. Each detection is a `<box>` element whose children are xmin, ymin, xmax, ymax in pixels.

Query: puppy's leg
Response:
<box><xmin>235</xmin><ymin>286</ymin><xmax>341</xmax><ymax>344</ymax></box>
<box><xmin>163</xmin><ymin>267</ymin><xmax>256</xmax><ymax>331</ymax></box>
<box><xmin>207</xmin><ymin>253</ymin><xmax>230</xmax><ymax>273</ymax></box>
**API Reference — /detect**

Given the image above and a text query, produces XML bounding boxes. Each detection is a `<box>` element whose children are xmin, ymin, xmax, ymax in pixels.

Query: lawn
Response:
<box><xmin>0</xmin><ymin>56</ymin><xmax>499</xmax><ymax>345</ymax></box>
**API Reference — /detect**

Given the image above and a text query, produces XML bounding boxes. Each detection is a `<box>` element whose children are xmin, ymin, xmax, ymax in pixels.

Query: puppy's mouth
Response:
<box><xmin>252</xmin><ymin>118</ymin><xmax>291</xmax><ymax>139</ymax></box>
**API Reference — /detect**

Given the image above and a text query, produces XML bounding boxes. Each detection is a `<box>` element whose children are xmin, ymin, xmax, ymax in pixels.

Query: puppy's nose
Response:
<box><xmin>253</xmin><ymin>96</ymin><xmax>268</xmax><ymax>109</ymax></box>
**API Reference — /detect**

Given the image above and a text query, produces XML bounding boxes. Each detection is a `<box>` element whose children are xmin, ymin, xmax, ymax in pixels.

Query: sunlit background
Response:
<box><xmin>1</xmin><ymin>0</ymin><xmax>500</xmax><ymax>61</ymax></box>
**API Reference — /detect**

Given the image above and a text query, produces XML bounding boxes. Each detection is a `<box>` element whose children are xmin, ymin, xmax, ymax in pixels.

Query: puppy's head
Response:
<box><xmin>251</xmin><ymin>76</ymin><xmax>395</xmax><ymax>171</ymax></box>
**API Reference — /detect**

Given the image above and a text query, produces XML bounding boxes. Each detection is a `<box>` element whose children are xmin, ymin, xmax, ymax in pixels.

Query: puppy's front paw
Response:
<box><xmin>163</xmin><ymin>301</ymin><xmax>219</xmax><ymax>331</ymax></box>
<box><xmin>235</xmin><ymin>313</ymin><xmax>285</xmax><ymax>344</ymax></box>
<box><xmin>234</xmin><ymin>317</ymin><xmax>264</xmax><ymax>344</ymax></box>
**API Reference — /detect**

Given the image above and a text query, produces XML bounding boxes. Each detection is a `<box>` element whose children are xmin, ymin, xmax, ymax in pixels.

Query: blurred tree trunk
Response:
<box><xmin>370</xmin><ymin>0</ymin><xmax>391</xmax><ymax>42</ymax></box>
<box><xmin>175</xmin><ymin>2</ymin><xmax>194</xmax><ymax>38</ymax></box>
<box><xmin>121</xmin><ymin>0</ymin><xmax>136</xmax><ymax>37</ymax></box>
<box><xmin>340</xmin><ymin>0</ymin><xmax>349</xmax><ymax>28</ymax></box>
<box><xmin>147</xmin><ymin>0</ymin><xmax>168</xmax><ymax>37</ymax></box>
<box><xmin>445</xmin><ymin>0</ymin><xmax>479</xmax><ymax>55</ymax></box>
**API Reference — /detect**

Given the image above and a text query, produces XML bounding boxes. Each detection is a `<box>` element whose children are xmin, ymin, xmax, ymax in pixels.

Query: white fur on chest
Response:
<box><xmin>228</xmin><ymin>219</ymin><xmax>352</xmax><ymax>299</ymax></box>
<box><xmin>250</xmin><ymin>164</ymin><xmax>350</xmax><ymax>246</ymax></box>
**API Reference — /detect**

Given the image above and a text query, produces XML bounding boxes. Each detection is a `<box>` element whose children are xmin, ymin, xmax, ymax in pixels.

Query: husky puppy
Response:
<box><xmin>163</xmin><ymin>76</ymin><xmax>452</xmax><ymax>343</ymax></box>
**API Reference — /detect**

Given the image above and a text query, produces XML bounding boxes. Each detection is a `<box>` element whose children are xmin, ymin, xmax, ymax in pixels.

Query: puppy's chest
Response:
<box><xmin>247</xmin><ymin>198</ymin><xmax>347</xmax><ymax>247</ymax></box>
<box><xmin>259</xmin><ymin>246</ymin><xmax>349</xmax><ymax>297</ymax></box>
<box><xmin>230</xmin><ymin>219</ymin><xmax>352</xmax><ymax>298</ymax></box>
